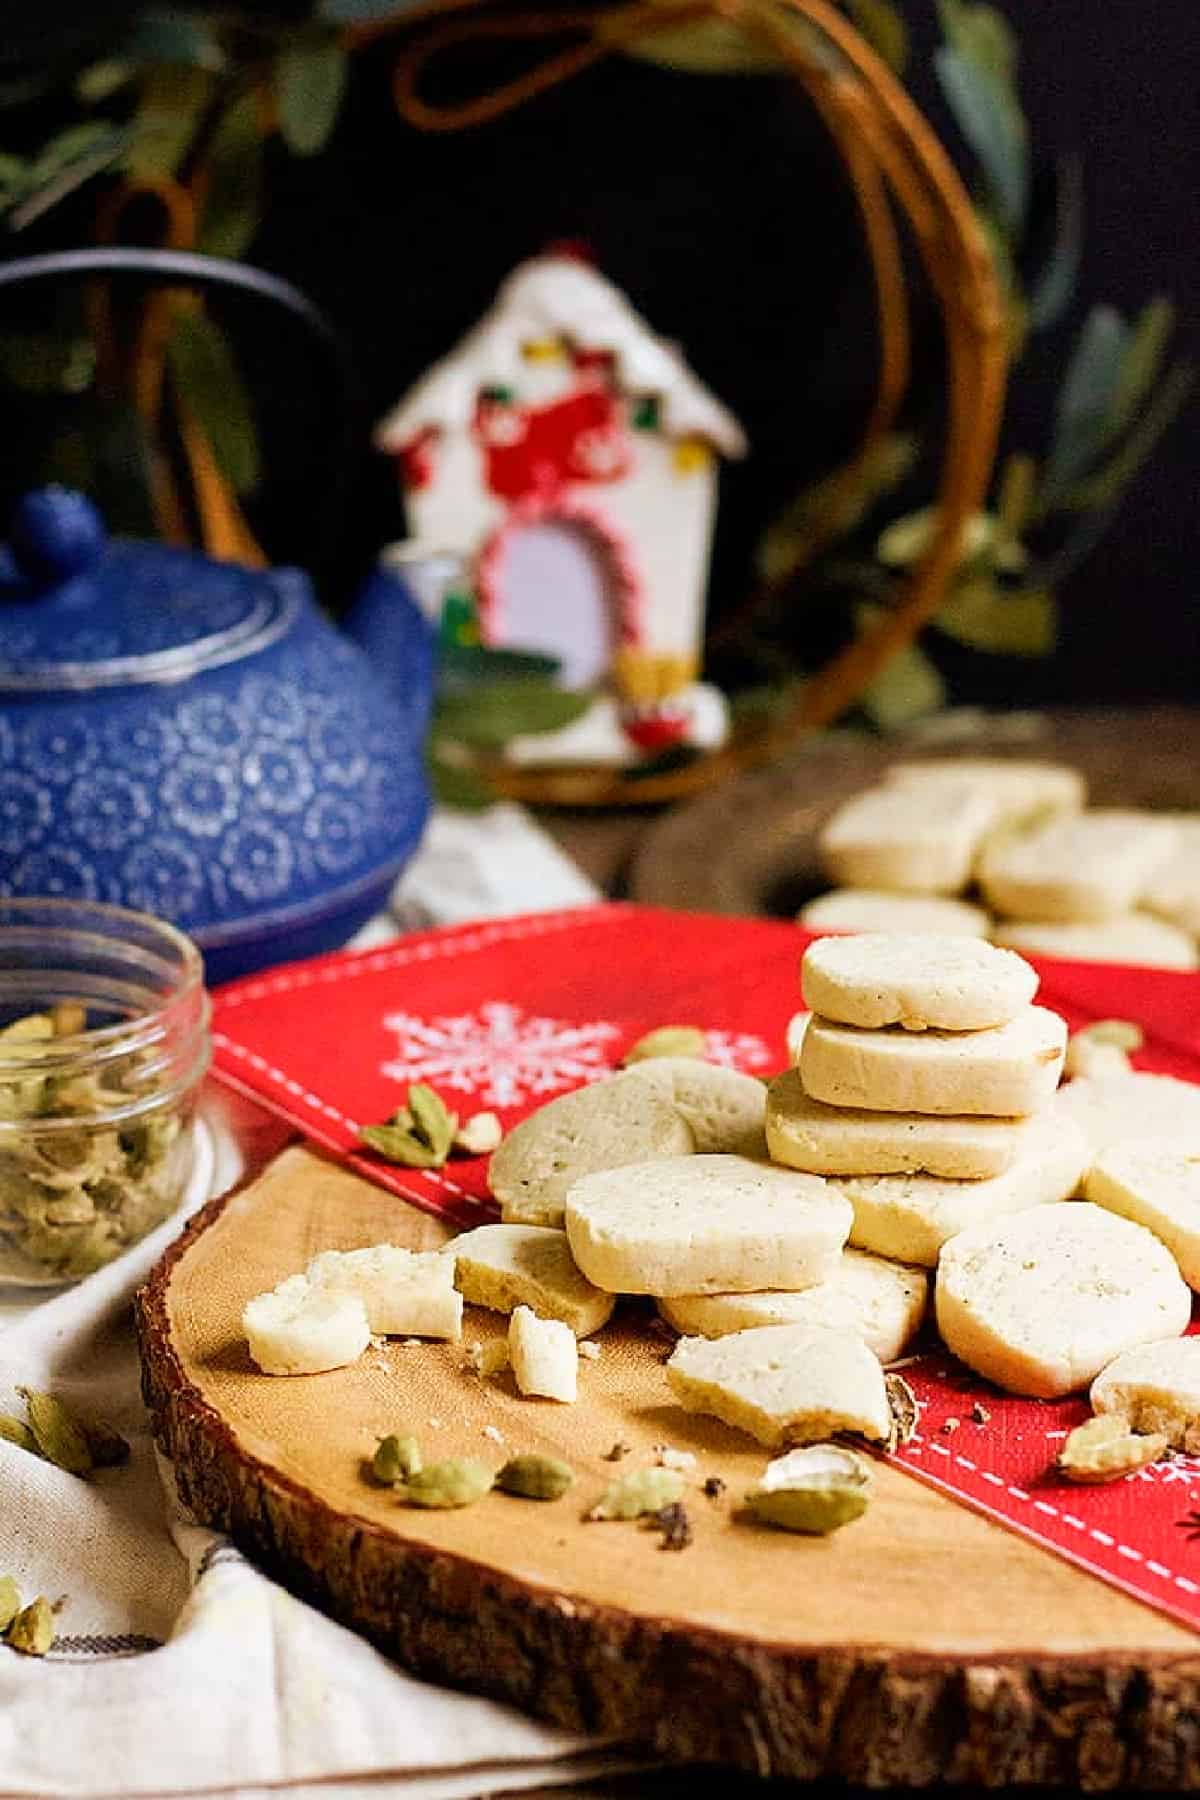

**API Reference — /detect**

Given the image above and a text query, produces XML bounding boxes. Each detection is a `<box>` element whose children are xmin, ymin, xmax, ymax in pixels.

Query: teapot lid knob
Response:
<box><xmin>9</xmin><ymin>487</ymin><xmax>108</xmax><ymax>586</ymax></box>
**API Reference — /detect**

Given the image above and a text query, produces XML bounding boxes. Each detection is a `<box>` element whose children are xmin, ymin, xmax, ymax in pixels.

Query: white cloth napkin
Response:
<box><xmin>0</xmin><ymin>807</ymin><xmax>635</xmax><ymax>1800</ymax></box>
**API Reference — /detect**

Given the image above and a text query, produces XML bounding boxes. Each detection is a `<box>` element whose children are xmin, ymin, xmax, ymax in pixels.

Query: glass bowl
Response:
<box><xmin>0</xmin><ymin>899</ymin><xmax>211</xmax><ymax>1285</ymax></box>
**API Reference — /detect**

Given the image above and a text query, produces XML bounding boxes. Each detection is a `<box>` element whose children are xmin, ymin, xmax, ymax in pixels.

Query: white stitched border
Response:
<box><xmin>213</xmin><ymin>907</ymin><xmax>626</xmax><ymax>1010</ymax></box>
<box><xmin>904</xmin><ymin>1432</ymin><xmax>1197</xmax><ymax>1597</ymax></box>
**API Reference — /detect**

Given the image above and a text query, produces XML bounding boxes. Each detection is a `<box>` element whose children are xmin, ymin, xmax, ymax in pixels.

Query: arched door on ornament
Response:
<box><xmin>483</xmin><ymin>514</ymin><xmax>627</xmax><ymax>688</ymax></box>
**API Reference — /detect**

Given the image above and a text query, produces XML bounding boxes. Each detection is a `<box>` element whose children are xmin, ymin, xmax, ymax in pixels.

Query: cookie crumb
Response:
<box><xmin>481</xmin><ymin>1424</ymin><xmax>505</xmax><ymax>1445</ymax></box>
<box><xmin>427</xmin><ymin>1416</ymin><xmax>444</xmax><ymax>1429</ymax></box>
<box><xmin>941</xmin><ymin>1417</ymin><xmax>961</xmax><ymax>1435</ymax></box>
<box><xmin>577</xmin><ymin>1340</ymin><xmax>601</xmax><ymax>1361</ymax></box>
<box><xmin>654</xmin><ymin>1445</ymin><xmax>698</xmax><ymax>1473</ymax></box>
<box><xmin>702</xmin><ymin>1476</ymin><xmax>726</xmax><ymax>1501</ymax></box>
<box><xmin>970</xmin><ymin>1402</ymin><xmax>992</xmax><ymax>1425</ymax></box>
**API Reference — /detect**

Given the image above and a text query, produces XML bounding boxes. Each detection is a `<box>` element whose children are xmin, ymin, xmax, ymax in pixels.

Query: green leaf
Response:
<box><xmin>934</xmin><ymin>44</ymin><xmax>1028</xmax><ymax>236</ymax></box>
<box><xmin>1028</xmin><ymin>154</ymin><xmax>1083</xmax><ymax>332</ymax></box>
<box><xmin>938</xmin><ymin>0</ymin><xmax>1018</xmax><ymax>85</ymax></box>
<box><xmin>166</xmin><ymin>308</ymin><xmax>260</xmax><ymax>496</ymax></box>
<box><xmin>6</xmin><ymin>123</ymin><xmax>130</xmax><ymax>228</ymax></box>
<box><xmin>615</xmin><ymin>15</ymin><xmax>785</xmax><ymax>72</ymax></box>
<box><xmin>845</xmin><ymin>0</ymin><xmax>908</xmax><ymax>73</ymax></box>
<box><xmin>124</xmin><ymin>14</ymin><xmax>225</xmax><ymax>70</ymax></box>
<box><xmin>1109</xmin><ymin>297</ymin><xmax>1176</xmax><ymax>439</ymax></box>
<box><xmin>198</xmin><ymin>93</ymin><xmax>262</xmax><ymax>259</ymax></box>
<box><xmin>428</xmin><ymin>753</ymin><xmax>495</xmax><ymax>811</ymax></box>
<box><xmin>1043</xmin><ymin>304</ymin><xmax>1128</xmax><ymax>497</ymax></box>
<box><xmin>75</xmin><ymin>60</ymin><xmax>135</xmax><ymax>103</ymax></box>
<box><xmin>435</xmin><ymin>681</ymin><xmax>591</xmax><ymax>750</ymax></box>
<box><xmin>858</xmin><ymin>640</ymin><xmax>947</xmax><ymax>732</ymax></box>
<box><xmin>275</xmin><ymin>34</ymin><xmax>349</xmax><ymax>157</ymax></box>
<box><xmin>0</xmin><ymin>330</ymin><xmax>95</xmax><ymax>396</ymax></box>
<box><xmin>757</xmin><ymin>433</ymin><xmax>917</xmax><ymax>583</ymax></box>
<box><xmin>934</xmin><ymin>580</ymin><xmax>1057</xmax><ymax>657</ymax></box>
<box><xmin>1059</xmin><ymin>360</ymin><xmax>1194</xmax><ymax>513</ymax></box>
<box><xmin>438</xmin><ymin>643</ymin><xmax>561</xmax><ymax>692</ymax></box>
<box><xmin>126</xmin><ymin>65</ymin><xmax>214</xmax><ymax>179</ymax></box>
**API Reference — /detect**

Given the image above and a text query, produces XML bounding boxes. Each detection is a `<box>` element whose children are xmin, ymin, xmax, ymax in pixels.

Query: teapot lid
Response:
<box><xmin>0</xmin><ymin>488</ymin><xmax>298</xmax><ymax>692</ymax></box>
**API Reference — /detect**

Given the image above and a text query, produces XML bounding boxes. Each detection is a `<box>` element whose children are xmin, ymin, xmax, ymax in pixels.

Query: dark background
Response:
<box><xmin>2</xmin><ymin>2</ymin><xmax>1196</xmax><ymax>703</ymax></box>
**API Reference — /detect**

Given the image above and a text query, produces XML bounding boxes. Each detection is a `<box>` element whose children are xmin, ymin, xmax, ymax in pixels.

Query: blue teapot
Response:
<box><xmin>0</xmin><ymin>252</ymin><xmax>434</xmax><ymax>984</ymax></box>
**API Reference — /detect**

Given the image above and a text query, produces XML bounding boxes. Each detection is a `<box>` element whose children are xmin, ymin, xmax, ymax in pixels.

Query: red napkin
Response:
<box><xmin>210</xmin><ymin>903</ymin><xmax>1200</xmax><ymax>1633</ymax></box>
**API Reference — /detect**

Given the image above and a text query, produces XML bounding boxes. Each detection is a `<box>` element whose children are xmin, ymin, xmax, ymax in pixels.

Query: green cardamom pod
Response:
<box><xmin>372</xmin><ymin>1433</ymin><xmax>423</xmax><ymax>1485</ymax></box>
<box><xmin>0</xmin><ymin>1575</ymin><xmax>20</xmax><ymax>1632</ymax></box>
<box><xmin>359</xmin><ymin>1124</ymin><xmax>443</xmax><ymax>1169</ymax></box>
<box><xmin>17</xmin><ymin>1387</ymin><xmax>94</xmax><ymax>1476</ymax></box>
<box><xmin>496</xmin><ymin>1453</ymin><xmax>574</xmax><ymax>1501</ymax></box>
<box><xmin>621</xmin><ymin>1027</ymin><xmax>707</xmax><ymax>1065</ymax></box>
<box><xmin>588</xmin><ymin>1466</ymin><xmax>684</xmax><ymax>1520</ymax></box>
<box><xmin>407</xmin><ymin>1084</ymin><xmax>458</xmax><ymax>1164</ymax></box>
<box><xmin>399</xmin><ymin>1458</ymin><xmax>494</xmax><ymax>1508</ymax></box>
<box><xmin>745</xmin><ymin>1443</ymin><xmax>871</xmax><ymax>1536</ymax></box>
<box><xmin>0</xmin><ymin>1413</ymin><xmax>38</xmax><ymax>1456</ymax></box>
<box><xmin>7</xmin><ymin>1595</ymin><xmax>54</xmax><ymax>1655</ymax></box>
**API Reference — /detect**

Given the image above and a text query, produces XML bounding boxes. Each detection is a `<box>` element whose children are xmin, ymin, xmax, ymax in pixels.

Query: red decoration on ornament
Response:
<box><xmin>399</xmin><ymin>428</ymin><xmax>437</xmax><ymax>491</ymax></box>
<box><xmin>620</xmin><ymin>708</ymin><xmax>691</xmax><ymax>752</ymax></box>
<box><xmin>478</xmin><ymin>381</ymin><xmax>631</xmax><ymax>503</ymax></box>
<box><xmin>476</xmin><ymin>488</ymin><xmax>645</xmax><ymax>649</ymax></box>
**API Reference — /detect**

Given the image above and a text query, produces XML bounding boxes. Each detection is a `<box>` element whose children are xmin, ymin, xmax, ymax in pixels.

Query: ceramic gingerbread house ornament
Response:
<box><xmin>374</xmin><ymin>252</ymin><xmax>746</xmax><ymax>763</ymax></box>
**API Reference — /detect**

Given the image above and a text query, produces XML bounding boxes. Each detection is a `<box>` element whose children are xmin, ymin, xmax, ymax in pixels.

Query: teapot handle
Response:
<box><xmin>0</xmin><ymin>247</ymin><xmax>358</xmax><ymax>576</ymax></box>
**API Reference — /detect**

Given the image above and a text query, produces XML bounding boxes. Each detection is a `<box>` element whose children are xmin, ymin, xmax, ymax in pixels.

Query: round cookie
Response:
<box><xmin>798</xmin><ymin>1006</ymin><xmax>1066</xmax><ymax>1117</ymax></box>
<box><xmin>657</xmin><ymin>1248</ymin><xmax>927</xmax><ymax>1362</ymax></box>
<box><xmin>563</xmin><ymin>1153</ymin><xmax>851</xmax><ymax>1297</ymax></box>
<box><xmin>1091</xmin><ymin>1338</ymin><xmax>1200</xmax><ymax>1453</ymax></box>
<box><xmin>489</xmin><ymin>1072</ymin><xmax>694</xmax><ymax>1228</ymax></box>
<box><xmin>992</xmin><ymin>914</ymin><xmax>1198</xmax><ymax>971</ymax></box>
<box><xmin>622</xmin><ymin>1055</ymin><xmax>766</xmax><ymax>1156</ymax></box>
<box><xmin>766</xmin><ymin>1068</ymin><xmax>1033</xmax><ymax>1180</ymax></box>
<box><xmin>800</xmin><ymin>933</ymin><xmax>1038</xmax><ymax>1032</ymax></box>
<box><xmin>798</xmin><ymin>889</ymin><xmax>991</xmax><ymax>938</ymax></box>
<box><xmin>935</xmin><ymin>1203</ymin><xmax>1190</xmax><ymax>1398</ymax></box>
<box><xmin>1054</xmin><ymin>1071</ymin><xmax>1200</xmax><ymax>1165</ymax></box>
<box><xmin>1083</xmin><ymin>1142</ymin><xmax>1200</xmax><ymax>1289</ymax></box>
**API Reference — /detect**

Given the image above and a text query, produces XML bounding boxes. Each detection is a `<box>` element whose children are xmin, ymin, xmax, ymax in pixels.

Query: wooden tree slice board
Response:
<box><xmin>137</xmin><ymin>1146</ymin><xmax>1200</xmax><ymax>1788</ymax></box>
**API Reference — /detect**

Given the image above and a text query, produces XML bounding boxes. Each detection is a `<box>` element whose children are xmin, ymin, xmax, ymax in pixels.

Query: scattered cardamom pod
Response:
<box><xmin>1057</xmin><ymin>1413</ymin><xmax>1168</xmax><ymax>1484</ymax></box>
<box><xmin>622</xmin><ymin>1027</ymin><xmax>707</xmax><ymax>1066</ymax></box>
<box><xmin>408</xmin><ymin>1085</ymin><xmax>458</xmax><ymax>1164</ymax></box>
<box><xmin>885</xmin><ymin>1373</ymin><xmax>919</xmax><ymax>1450</ymax></box>
<box><xmin>0</xmin><ymin>1413</ymin><xmax>38</xmax><ymax>1455</ymax></box>
<box><xmin>0</xmin><ymin>1575</ymin><xmax>20</xmax><ymax>1632</ymax></box>
<box><xmin>399</xmin><ymin>1458</ymin><xmax>495</xmax><ymax>1509</ymax></box>
<box><xmin>455</xmin><ymin>1111</ymin><xmax>503</xmax><ymax>1156</ymax></box>
<box><xmin>7</xmin><ymin>1595</ymin><xmax>54</xmax><ymax>1656</ymax></box>
<box><xmin>372</xmin><ymin>1433</ymin><xmax>423</xmax><ymax>1485</ymax></box>
<box><xmin>745</xmin><ymin>1443</ymin><xmax>871</xmax><ymax>1536</ymax></box>
<box><xmin>359</xmin><ymin>1124</ymin><xmax>444</xmax><ymax>1169</ymax></box>
<box><xmin>588</xmin><ymin>1465</ymin><xmax>684</xmax><ymax>1521</ymax></box>
<box><xmin>17</xmin><ymin>1388</ymin><xmax>93</xmax><ymax>1476</ymax></box>
<box><xmin>496</xmin><ymin>1454</ymin><xmax>574</xmax><ymax>1501</ymax></box>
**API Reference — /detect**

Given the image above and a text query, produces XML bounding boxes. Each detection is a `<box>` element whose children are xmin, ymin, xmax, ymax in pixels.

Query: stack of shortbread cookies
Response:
<box><xmin>766</xmin><ymin>933</ymin><xmax>1087</xmax><ymax>1268</ymax></box>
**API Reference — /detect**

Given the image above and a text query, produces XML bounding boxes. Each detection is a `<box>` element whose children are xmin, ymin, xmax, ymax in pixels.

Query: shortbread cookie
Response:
<box><xmin>489</xmin><ymin>1072</ymin><xmax>694</xmax><ymax>1228</ymax></box>
<box><xmin>306</xmin><ymin>1245</ymin><xmax>463</xmax><ymax>1339</ymax></box>
<box><xmin>801</xmin><ymin>933</ymin><xmax>1037</xmax><ymax>1032</ymax></box>
<box><xmin>833</xmin><ymin>1105</ymin><xmax>1089</xmax><ymax>1265</ymax></box>
<box><xmin>657</xmin><ymin>1249</ymin><xmax>927</xmax><ymax>1362</ymax></box>
<box><xmin>508</xmin><ymin>1305</ymin><xmax>576</xmax><ymax>1401</ymax></box>
<box><xmin>978</xmin><ymin>809</ymin><xmax>1179</xmax><ymax>923</ymax></box>
<box><xmin>243</xmin><ymin>1275</ymin><xmax>371</xmax><ymax>1376</ymax></box>
<box><xmin>563</xmin><ymin>1154</ymin><xmax>850</xmax><ymax>1297</ymax></box>
<box><xmin>1091</xmin><ymin>1338</ymin><xmax>1200</xmax><ymax>1452</ymax></box>
<box><xmin>1142</xmin><ymin>818</ymin><xmax>1200</xmax><ymax>936</ymax></box>
<box><xmin>798</xmin><ymin>889</ymin><xmax>990</xmax><ymax>938</ymax></box>
<box><xmin>885</xmin><ymin>758</ymin><xmax>1086</xmax><ymax>822</ymax></box>
<box><xmin>786</xmin><ymin>1011</ymin><xmax>810</xmax><ymax>1063</ymax></box>
<box><xmin>449</xmin><ymin>1223</ymin><xmax>614</xmax><ymax>1336</ymax></box>
<box><xmin>622</xmin><ymin>1056</ymin><xmax>767</xmax><ymax>1156</ymax></box>
<box><xmin>1054</xmin><ymin>1072</ymin><xmax>1200</xmax><ymax>1163</ymax></box>
<box><xmin>799</xmin><ymin>1006</ymin><xmax>1066</xmax><ymax>1117</ymax></box>
<box><xmin>666</xmin><ymin>1321</ymin><xmax>892</xmax><ymax>1447</ymax></box>
<box><xmin>1084</xmin><ymin>1143</ymin><xmax>1200</xmax><ymax>1289</ymax></box>
<box><xmin>993</xmin><ymin>915</ymin><xmax>1198</xmax><ymax>971</ymax></box>
<box><xmin>935</xmin><ymin>1204</ymin><xmax>1190</xmax><ymax>1398</ymax></box>
<box><xmin>766</xmin><ymin>1069</ymin><xmax>1033</xmax><ymax>1180</ymax></box>
<box><xmin>819</xmin><ymin>784</ymin><xmax>1002</xmax><ymax>894</ymax></box>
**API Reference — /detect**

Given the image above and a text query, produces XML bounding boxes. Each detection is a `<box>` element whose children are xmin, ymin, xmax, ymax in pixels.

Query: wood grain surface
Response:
<box><xmin>137</xmin><ymin>1145</ymin><xmax>1200</xmax><ymax>1787</ymax></box>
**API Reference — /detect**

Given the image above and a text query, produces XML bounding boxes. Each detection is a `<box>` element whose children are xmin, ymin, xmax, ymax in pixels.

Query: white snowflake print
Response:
<box><xmin>701</xmin><ymin>1029</ymin><xmax>773</xmax><ymax>1072</ymax></box>
<box><xmin>380</xmin><ymin>1003</ymin><xmax>621</xmax><ymax>1108</ymax></box>
<box><xmin>1126</xmin><ymin>1452</ymin><xmax>1200</xmax><ymax>1488</ymax></box>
